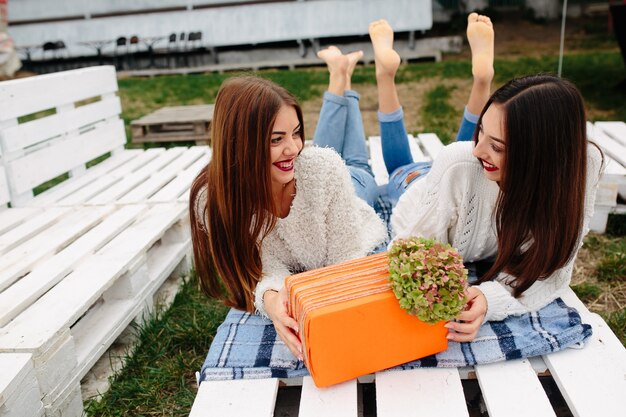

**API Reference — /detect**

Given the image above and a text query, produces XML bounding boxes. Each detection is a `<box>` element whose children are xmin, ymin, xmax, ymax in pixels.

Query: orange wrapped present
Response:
<box><xmin>285</xmin><ymin>252</ymin><xmax>449</xmax><ymax>388</ymax></box>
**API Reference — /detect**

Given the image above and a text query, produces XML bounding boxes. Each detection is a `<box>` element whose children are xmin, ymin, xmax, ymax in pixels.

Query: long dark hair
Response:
<box><xmin>189</xmin><ymin>76</ymin><xmax>304</xmax><ymax>311</ymax></box>
<box><xmin>475</xmin><ymin>75</ymin><xmax>589</xmax><ymax>296</ymax></box>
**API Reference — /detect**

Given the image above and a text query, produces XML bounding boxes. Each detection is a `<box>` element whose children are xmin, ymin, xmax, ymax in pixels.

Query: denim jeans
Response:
<box><xmin>380</xmin><ymin>106</ymin><xmax>479</xmax><ymax>206</ymax></box>
<box><xmin>314</xmin><ymin>90</ymin><xmax>479</xmax><ymax>207</ymax></box>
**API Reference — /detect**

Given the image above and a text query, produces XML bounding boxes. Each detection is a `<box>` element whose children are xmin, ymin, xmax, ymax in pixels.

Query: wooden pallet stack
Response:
<box><xmin>0</xmin><ymin>66</ymin><xmax>208</xmax><ymax>417</ymax></box>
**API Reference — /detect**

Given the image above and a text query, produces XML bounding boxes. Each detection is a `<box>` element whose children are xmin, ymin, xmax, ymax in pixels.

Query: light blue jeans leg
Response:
<box><xmin>456</xmin><ymin>106</ymin><xmax>480</xmax><ymax>142</ymax></box>
<box><xmin>314</xmin><ymin>91</ymin><xmax>379</xmax><ymax>207</ymax></box>
<box><xmin>379</xmin><ymin>107</ymin><xmax>414</xmax><ymax>175</ymax></box>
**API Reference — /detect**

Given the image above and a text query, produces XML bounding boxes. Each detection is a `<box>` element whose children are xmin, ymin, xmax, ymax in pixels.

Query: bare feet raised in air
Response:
<box><xmin>369</xmin><ymin>19</ymin><xmax>401</xmax><ymax>80</ymax></box>
<box><xmin>318</xmin><ymin>46</ymin><xmax>363</xmax><ymax>93</ymax></box>
<box><xmin>467</xmin><ymin>12</ymin><xmax>494</xmax><ymax>84</ymax></box>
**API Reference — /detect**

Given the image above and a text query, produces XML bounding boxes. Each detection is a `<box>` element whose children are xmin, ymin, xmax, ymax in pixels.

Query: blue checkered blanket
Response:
<box><xmin>200</xmin><ymin>293</ymin><xmax>592</xmax><ymax>383</ymax></box>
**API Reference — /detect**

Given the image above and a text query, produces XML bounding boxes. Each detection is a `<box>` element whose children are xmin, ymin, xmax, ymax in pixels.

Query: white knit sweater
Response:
<box><xmin>392</xmin><ymin>141</ymin><xmax>603</xmax><ymax>322</ymax></box>
<box><xmin>254</xmin><ymin>146</ymin><xmax>388</xmax><ymax>317</ymax></box>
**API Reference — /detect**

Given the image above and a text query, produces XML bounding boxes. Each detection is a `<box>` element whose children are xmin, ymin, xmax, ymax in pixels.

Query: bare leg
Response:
<box><xmin>317</xmin><ymin>46</ymin><xmax>349</xmax><ymax>95</ymax></box>
<box><xmin>466</xmin><ymin>12</ymin><xmax>494</xmax><ymax>115</ymax></box>
<box><xmin>345</xmin><ymin>50</ymin><xmax>363</xmax><ymax>91</ymax></box>
<box><xmin>369</xmin><ymin>19</ymin><xmax>401</xmax><ymax>113</ymax></box>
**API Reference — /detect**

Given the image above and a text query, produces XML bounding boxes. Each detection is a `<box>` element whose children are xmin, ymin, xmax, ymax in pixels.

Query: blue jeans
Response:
<box><xmin>381</xmin><ymin>106</ymin><xmax>479</xmax><ymax>205</ymax></box>
<box><xmin>313</xmin><ymin>91</ymin><xmax>380</xmax><ymax>207</ymax></box>
<box><xmin>314</xmin><ymin>90</ymin><xmax>479</xmax><ymax>207</ymax></box>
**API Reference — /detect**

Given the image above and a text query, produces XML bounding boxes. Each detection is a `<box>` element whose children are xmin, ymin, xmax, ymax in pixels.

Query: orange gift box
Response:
<box><xmin>285</xmin><ymin>252</ymin><xmax>449</xmax><ymax>388</ymax></box>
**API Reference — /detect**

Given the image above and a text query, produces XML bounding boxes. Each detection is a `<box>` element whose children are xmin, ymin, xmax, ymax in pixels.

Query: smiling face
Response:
<box><xmin>270</xmin><ymin>105</ymin><xmax>304</xmax><ymax>191</ymax></box>
<box><xmin>472</xmin><ymin>104</ymin><xmax>506</xmax><ymax>182</ymax></box>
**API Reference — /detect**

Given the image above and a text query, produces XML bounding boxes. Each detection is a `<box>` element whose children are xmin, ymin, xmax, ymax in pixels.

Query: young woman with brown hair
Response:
<box><xmin>189</xmin><ymin>76</ymin><xmax>387</xmax><ymax>359</ymax></box>
<box><xmin>364</xmin><ymin>16</ymin><xmax>604</xmax><ymax>342</ymax></box>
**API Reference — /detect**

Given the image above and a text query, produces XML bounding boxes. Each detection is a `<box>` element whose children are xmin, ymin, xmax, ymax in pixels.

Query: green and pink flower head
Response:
<box><xmin>388</xmin><ymin>237</ymin><xmax>468</xmax><ymax>325</ymax></box>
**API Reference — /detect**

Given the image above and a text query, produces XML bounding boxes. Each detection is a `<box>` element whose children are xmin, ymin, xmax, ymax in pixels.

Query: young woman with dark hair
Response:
<box><xmin>363</xmin><ymin>16</ymin><xmax>604</xmax><ymax>342</ymax></box>
<box><xmin>189</xmin><ymin>76</ymin><xmax>387</xmax><ymax>359</ymax></box>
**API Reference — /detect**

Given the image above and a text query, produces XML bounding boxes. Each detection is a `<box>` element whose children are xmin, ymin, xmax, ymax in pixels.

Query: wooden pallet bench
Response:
<box><xmin>0</xmin><ymin>65</ymin><xmax>210</xmax><ymax>208</ymax></box>
<box><xmin>0</xmin><ymin>203</ymin><xmax>191</xmax><ymax>417</ymax></box>
<box><xmin>0</xmin><ymin>66</ymin><xmax>208</xmax><ymax>417</ymax></box>
<box><xmin>190</xmin><ymin>133</ymin><xmax>626</xmax><ymax>417</ymax></box>
<box><xmin>587</xmin><ymin>121</ymin><xmax>626</xmax><ymax>233</ymax></box>
<box><xmin>130</xmin><ymin>104</ymin><xmax>214</xmax><ymax>145</ymax></box>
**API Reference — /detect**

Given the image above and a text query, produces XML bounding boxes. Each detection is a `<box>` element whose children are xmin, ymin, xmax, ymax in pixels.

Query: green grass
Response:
<box><xmin>84</xmin><ymin>275</ymin><xmax>228</xmax><ymax>417</ymax></box>
<box><xmin>603</xmin><ymin>309</ymin><xmax>626</xmax><ymax>346</ymax></box>
<box><xmin>421</xmin><ymin>84</ymin><xmax>459</xmax><ymax>144</ymax></box>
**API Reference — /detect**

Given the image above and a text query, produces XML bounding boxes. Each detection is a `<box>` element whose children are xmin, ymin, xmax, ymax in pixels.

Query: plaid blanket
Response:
<box><xmin>200</xmin><ymin>285</ymin><xmax>592</xmax><ymax>382</ymax></box>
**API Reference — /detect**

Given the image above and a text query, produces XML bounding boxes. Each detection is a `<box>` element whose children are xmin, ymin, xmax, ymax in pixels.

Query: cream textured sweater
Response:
<box><xmin>392</xmin><ymin>141</ymin><xmax>603</xmax><ymax>322</ymax></box>
<box><xmin>254</xmin><ymin>146</ymin><xmax>388</xmax><ymax>317</ymax></box>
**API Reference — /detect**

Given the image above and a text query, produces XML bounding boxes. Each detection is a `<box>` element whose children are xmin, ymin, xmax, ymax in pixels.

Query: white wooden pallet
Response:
<box><xmin>592</xmin><ymin>121</ymin><xmax>626</xmax><ymax>199</ymax></box>
<box><xmin>190</xmin><ymin>286</ymin><xmax>626</xmax><ymax>417</ymax></box>
<box><xmin>0</xmin><ymin>353</ymin><xmax>44</xmax><ymax>417</ymax></box>
<box><xmin>0</xmin><ymin>66</ymin><xmax>210</xmax><ymax>207</ymax></box>
<box><xmin>0</xmin><ymin>202</ymin><xmax>192</xmax><ymax>416</ymax></box>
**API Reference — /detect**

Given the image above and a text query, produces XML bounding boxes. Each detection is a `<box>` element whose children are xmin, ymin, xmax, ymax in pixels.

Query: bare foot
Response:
<box><xmin>368</xmin><ymin>19</ymin><xmax>401</xmax><ymax>79</ymax></box>
<box><xmin>317</xmin><ymin>46</ymin><xmax>349</xmax><ymax>75</ymax></box>
<box><xmin>344</xmin><ymin>50</ymin><xmax>363</xmax><ymax>90</ymax></box>
<box><xmin>467</xmin><ymin>13</ymin><xmax>494</xmax><ymax>83</ymax></box>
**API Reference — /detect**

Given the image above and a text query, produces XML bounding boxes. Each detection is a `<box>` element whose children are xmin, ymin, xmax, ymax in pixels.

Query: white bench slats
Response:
<box><xmin>190</xmin><ymin>379</ymin><xmax>279</xmax><ymax>417</ymax></box>
<box><xmin>0</xmin><ymin>353</ymin><xmax>44</xmax><ymax>417</ymax></box>
<box><xmin>0</xmin><ymin>206</ymin><xmax>41</xmax><ymax>235</ymax></box>
<box><xmin>0</xmin><ymin>151</ymin><xmax>9</xmax><ymax>208</ymax></box>
<box><xmin>0</xmin><ymin>96</ymin><xmax>122</xmax><ymax>154</ymax></box>
<box><xmin>592</xmin><ymin>126</ymin><xmax>626</xmax><ymax>168</ymax></box>
<box><xmin>0</xmin><ymin>207</ymin><xmax>70</xmax><ymax>256</ymax></box>
<box><xmin>117</xmin><ymin>146</ymin><xmax>207</xmax><ymax>204</ymax></box>
<box><xmin>541</xmin><ymin>289</ymin><xmax>626</xmax><ymax>417</ymax></box>
<box><xmin>0</xmin><ymin>205</ymin><xmax>146</xmax><ymax>327</ymax></box>
<box><xmin>0</xmin><ymin>66</ymin><xmax>118</xmax><ymax>121</ymax></box>
<box><xmin>57</xmin><ymin>148</ymin><xmax>165</xmax><ymax>206</ymax></box>
<box><xmin>149</xmin><ymin>149</ymin><xmax>211</xmax><ymax>202</ymax></box>
<box><xmin>418</xmin><ymin>133</ymin><xmax>446</xmax><ymax>160</ymax></box>
<box><xmin>595</xmin><ymin>121</ymin><xmax>626</xmax><ymax>147</ymax></box>
<box><xmin>0</xmin><ymin>203</ymin><xmax>186</xmax><ymax>350</ymax></box>
<box><xmin>475</xmin><ymin>359</ymin><xmax>555</xmax><ymax>417</ymax></box>
<box><xmin>87</xmin><ymin>147</ymin><xmax>187</xmax><ymax>205</ymax></box>
<box><xmin>0</xmin><ymin>205</ymin><xmax>114</xmax><ymax>293</ymax></box>
<box><xmin>375</xmin><ymin>368</ymin><xmax>468</xmax><ymax>417</ymax></box>
<box><xmin>299</xmin><ymin>377</ymin><xmax>358</xmax><ymax>417</ymax></box>
<box><xmin>29</xmin><ymin>149</ymin><xmax>143</xmax><ymax>206</ymax></box>
<box><xmin>8</xmin><ymin>119</ymin><xmax>126</xmax><ymax>196</ymax></box>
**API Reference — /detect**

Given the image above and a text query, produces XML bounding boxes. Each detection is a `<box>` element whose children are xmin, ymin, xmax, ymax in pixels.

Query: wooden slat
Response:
<box><xmin>0</xmin><ymin>205</ymin><xmax>146</xmax><ymax>327</ymax></box>
<box><xmin>0</xmin><ymin>207</ymin><xmax>42</xmax><ymax>235</ymax></box>
<box><xmin>0</xmin><ymin>205</ymin><xmax>114</xmax><ymax>294</ymax></box>
<box><xmin>190</xmin><ymin>379</ymin><xmax>279</xmax><ymax>417</ymax></box>
<box><xmin>0</xmin><ymin>66</ymin><xmax>118</xmax><ymax>121</ymax></box>
<box><xmin>150</xmin><ymin>149</ymin><xmax>210</xmax><ymax>202</ymax></box>
<box><xmin>592</xmin><ymin>128</ymin><xmax>626</xmax><ymax>168</ymax></box>
<box><xmin>7</xmin><ymin>119</ymin><xmax>126</xmax><ymax>196</ymax></box>
<box><xmin>87</xmin><ymin>148</ymin><xmax>185</xmax><ymax>205</ymax></box>
<box><xmin>117</xmin><ymin>147</ymin><xmax>206</xmax><ymax>203</ymax></box>
<box><xmin>299</xmin><ymin>377</ymin><xmax>358</xmax><ymax>417</ymax></box>
<box><xmin>542</xmin><ymin>288</ymin><xmax>626</xmax><ymax>417</ymax></box>
<box><xmin>131</xmin><ymin>104</ymin><xmax>214</xmax><ymax>125</ymax></box>
<box><xmin>418</xmin><ymin>133</ymin><xmax>445</xmax><ymax>160</ymax></box>
<box><xmin>0</xmin><ymin>353</ymin><xmax>33</xmax><ymax>404</ymax></box>
<box><xmin>29</xmin><ymin>149</ymin><xmax>144</xmax><ymax>206</ymax></box>
<box><xmin>57</xmin><ymin>149</ymin><xmax>164</xmax><ymax>206</ymax></box>
<box><xmin>0</xmin><ymin>207</ymin><xmax>70</xmax><ymax>255</ymax></box>
<box><xmin>0</xmin><ymin>203</ymin><xmax>186</xmax><ymax>350</ymax></box>
<box><xmin>595</xmin><ymin>121</ymin><xmax>626</xmax><ymax>147</ymax></box>
<box><xmin>0</xmin><ymin>96</ymin><xmax>122</xmax><ymax>153</ymax></box>
<box><xmin>0</xmin><ymin>162</ymin><xmax>9</xmax><ymax>207</ymax></box>
<box><xmin>475</xmin><ymin>359</ymin><xmax>555</xmax><ymax>417</ymax></box>
<box><xmin>376</xmin><ymin>368</ymin><xmax>468</xmax><ymax>417</ymax></box>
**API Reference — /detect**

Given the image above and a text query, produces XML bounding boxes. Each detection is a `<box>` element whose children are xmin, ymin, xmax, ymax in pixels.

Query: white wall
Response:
<box><xmin>8</xmin><ymin>0</ymin><xmax>432</xmax><ymax>58</ymax></box>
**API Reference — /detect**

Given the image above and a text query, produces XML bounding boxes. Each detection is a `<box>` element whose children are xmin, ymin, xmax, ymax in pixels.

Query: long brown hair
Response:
<box><xmin>475</xmin><ymin>75</ymin><xmax>590</xmax><ymax>296</ymax></box>
<box><xmin>189</xmin><ymin>76</ymin><xmax>304</xmax><ymax>311</ymax></box>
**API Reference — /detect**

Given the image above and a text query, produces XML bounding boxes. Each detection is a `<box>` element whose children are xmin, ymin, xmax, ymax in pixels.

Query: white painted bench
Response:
<box><xmin>0</xmin><ymin>66</ymin><xmax>209</xmax><ymax>416</ymax></box>
<box><xmin>190</xmin><ymin>133</ymin><xmax>626</xmax><ymax>417</ymax></box>
<box><xmin>586</xmin><ymin>121</ymin><xmax>626</xmax><ymax>233</ymax></box>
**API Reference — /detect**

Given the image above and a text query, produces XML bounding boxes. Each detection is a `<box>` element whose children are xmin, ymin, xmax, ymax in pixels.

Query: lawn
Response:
<box><xmin>85</xmin><ymin>32</ymin><xmax>626</xmax><ymax>416</ymax></box>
